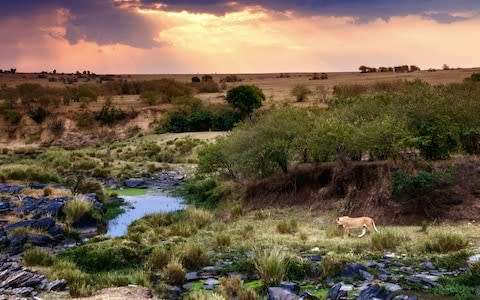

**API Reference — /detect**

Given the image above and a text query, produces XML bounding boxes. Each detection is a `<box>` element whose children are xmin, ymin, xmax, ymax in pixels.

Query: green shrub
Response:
<box><xmin>370</xmin><ymin>231</ymin><xmax>398</xmax><ymax>251</ymax></box>
<box><xmin>140</xmin><ymin>91</ymin><xmax>165</xmax><ymax>105</ymax></box>
<box><xmin>181</xmin><ymin>243</ymin><xmax>210</xmax><ymax>270</ymax></box>
<box><xmin>319</xmin><ymin>254</ymin><xmax>351</xmax><ymax>279</ymax></box>
<box><xmin>277</xmin><ymin>219</ymin><xmax>298</xmax><ymax>234</ymax></box>
<box><xmin>58</xmin><ymin>239</ymin><xmax>144</xmax><ymax>272</ymax></box>
<box><xmin>215</xmin><ymin>234</ymin><xmax>232</xmax><ymax>249</ymax></box>
<box><xmin>391</xmin><ymin>168</ymin><xmax>456</xmax><ymax>201</ymax></box>
<box><xmin>226</xmin><ymin>85</ymin><xmax>265</xmax><ymax>118</ymax></box>
<box><xmin>432</xmin><ymin>251</ymin><xmax>470</xmax><ymax>270</ymax></box>
<box><xmin>162</xmin><ymin>257</ymin><xmax>186</xmax><ymax>285</ymax></box>
<box><xmin>291</xmin><ymin>84</ymin><xmax>312</xmax><ymax>102</ymax></box>
<box><xmin>0</xmin><ymin>165</ymin><xmax>60</xmax><ymax>183</ymax></box>
<box><xmin>230</xmin><ymin>203</ymin><xmax>243</xmax><ymax>219</ymax></box>
<box><xmin>148</xmin><ymin>246</ymin><xmax>170</xmax><ymax>271</ymax></box>
<box><xmin>179</xmin><ymin>177</ymin><xmax>226</xmax><ymax>208</ymax></box>
<box><xmin>50</xmin><ymin>260</ymin><xmax>93</xmax><ymax>297</ymax></box>
<box><xmin>219</xmin><ymin>276</ymin><xmax>258</xmax><ymax>300</ymax></box>
<box><xmin>254</xmin><ymin>247</ymin><xmax>287</xmax><ymax>286</ymax></box>
<box><xmin>23</xmin><ymin>248</ymin><xmax>55</xmax><ymax>266</ymax></box>
<box><xmin>185</xmin><ymin>207</ymin><xmax>213</xmax><ymax>229</ymax></box>
<box><xmin>64</xmin><ymin>197</ymin><xmax>94</xmax><ymax>224</ymax></box>
<box><xmin>424</xmin><ymin>233</ymin><xmax>469</xmax><ymax>253</ymax></box>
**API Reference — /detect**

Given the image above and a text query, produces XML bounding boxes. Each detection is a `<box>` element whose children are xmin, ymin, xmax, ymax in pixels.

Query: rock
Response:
<box><xmin>327</xmin><ymin>283</ymin><xmax>347</xmax><ymax>300</ymax></box>
<box><xmin>72</xmin><ymin>214</ymin><xmax>98</xmax><ymax>230</ymax></box>
<box><xmin>30</xmin><ymin>183</ymin><xmax>46</xmax><ymax>189</ymax></box>
<box><xmin>5</xmin><ymin>220</ymin><xmax>34</xmax><ymax>233</ymax></box>
<box><xmin>383</xmin><ymin>253</ymin><xmax>398</xmax><ymax>259</ymax></box>
<box><xmin>0</xmin><ymin>184</ymin><xmax>23</xmax><ymax>194</ymax></box>
<box><xmin>124</xmin><ymin>178</ymin><xmax>145</xmax><ymax>188</ymax></box>
<box><xmin>407</xmin><ymin>274</ymin><xmax>439</xmax><ymax>286</ymax></box>
<box><xmin>359</xmin><ymin>269</ymin><xmax>374</xmax><ymax>281</ymax></box>
<box><xmin>203</xmin><ymin>278</ymin><xmax>220</xmax><ymax>290</ymax></box>
<box><xmin>421</xmin><ymin>261</ymin><xmax>435</xmax><ymax>270</ymax></box>
<box><xmin>301</xmin><ymin>290</ymin><xmax>320</xmax><ymax>300</ymax></box>
<box><xmin>281</xmin><ymin>282</ymin><xmax>300</xmax><ymax>294</ymax></box>
<box><xmin>340</xmin><ymin>263</ymin><xmax>368</xmax><ymax>278</ymax></box>
<box><xmin>166</xmin><ymin>284</ymin><xmax>182</xmax><ymax>295</ymax></box>
<box><xmin>31</xmin><ymin>217</ymin><xmax>55</xmax><ymax>230</ymax></box>
<box><xmin>8</xmin><ymin>234</ymin><xmax>27</xmax><ymax>254</ymax></box>
<box><xmin>339</xmin><ymin>284</ymin><xmax>353</xmax><ymax>292</ymax></box>
<box><xmin>47</xmin><ymin>279</ymin><xmax>67</xmax><ymax>291</ymax></box>
<box><xmin>0</xmin><ymin>202</ymin><xmax>10</xmax><ymax>213</ymax></box>
<box><xmin>12</xmin><ymin>286</ymin><xmax>35</xmax><ymax>297</ymax></box>
<box><xmin>41</xmin><ymin>201</ymin><xmax>65</xmax><ymax>216</ymax></box>
<box><xmin>310</xmin><ymin>255</ymin><xmax>322</xmax><ymax>263</ymax></box>
<box><xmin>468</xmin><ymin>254</ymin><xmax>480</xmax><ymax>264</ymax></box>
<box><xmin>27</xmin><ymin>233</ymin><xmax>54</xmax><ymax>247</ymax></box>
<box><xmin>382</xmin><ymin>283</ymin><xmax>402</xmax><ymax>292</ymax></box>
<box><xmin>392</xmin><ymin>295</ymin><xmax>419</xmax><ymax>300</ymax></box>
<box><xmin>48</xmin><ymin>224</ymin><xmax>65</xmax><ymax>238</ymax></box>
<box><xmin>357</xmin><ymin>284</ymin><xmax>391</xmax><ymax>300</ymax></box>
<box><xmin>268</xmin><ymin>287</ymin><xmax>300</xmax><ymax>300</ymax></box>
<box><xmin>185</xmin><ymin>272</ymin><xmax>199</xmax><ymax>281</ymax></box>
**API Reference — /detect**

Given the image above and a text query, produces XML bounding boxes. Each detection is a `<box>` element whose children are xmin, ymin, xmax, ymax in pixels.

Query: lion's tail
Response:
<box><xmin>372</xmin><ymin>220</ymin><xmax>379</xmax><ymax>232</ymax></box>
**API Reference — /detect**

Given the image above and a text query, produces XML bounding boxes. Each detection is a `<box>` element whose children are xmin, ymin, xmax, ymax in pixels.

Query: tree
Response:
<box><xmin>359</xmin><ymin>65</ymin><xmax>368</xmax><ymax>73</ymax></box>
<box><xmin>291</xmin><ymin>84</ymin><xmax>312</xmax><ymax>102</ymax></box>
<box><xmin>225</xmin><ymin>85</ymin><xmax>265</xmax><ymax>119</ymax></box>
<box><xmin>191</xmin><ymin>76</ymin><xmax>201</xmax><ymax>83</ymax></box>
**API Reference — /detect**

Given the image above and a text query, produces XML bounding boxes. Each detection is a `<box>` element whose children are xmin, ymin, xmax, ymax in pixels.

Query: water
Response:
<box><xmin>106</xmin><ymin>192</ymin><xmax>185</xmax><ymax>237</ymax></box>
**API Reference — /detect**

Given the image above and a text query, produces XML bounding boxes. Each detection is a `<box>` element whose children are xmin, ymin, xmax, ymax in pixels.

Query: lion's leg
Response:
<box><xmin>358</xmin><ymin>227</ymin><xmax>367</xmax><ymax>238</ymax></box>
<box><xmin>344</xmin><ymin>227</ymin><xmax>350</xmax><ymax>238</ymax></box>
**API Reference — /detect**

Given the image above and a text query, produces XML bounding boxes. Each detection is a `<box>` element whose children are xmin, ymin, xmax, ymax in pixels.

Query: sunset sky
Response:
<box><xmin>1</xmin><ymin>0</ymin><xmax>479</xmax><ymax>74</ymax></box>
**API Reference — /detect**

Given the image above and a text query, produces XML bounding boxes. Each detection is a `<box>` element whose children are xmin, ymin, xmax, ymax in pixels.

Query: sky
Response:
<box><xmin>1</xmin><ymin>0</ymin><xmax>479</xmax><ymax>74</ymax></box>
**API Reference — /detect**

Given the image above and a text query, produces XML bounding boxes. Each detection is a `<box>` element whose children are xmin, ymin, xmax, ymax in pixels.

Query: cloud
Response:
<box><xmin>137</xmin><ymin>0</ymin><xmax>480</xmax><ymax>23</ymax></box>
<box><xmin>1</xmin><ymin>0</ymin><xmax>162</xmax><ymax>48</ymax></box>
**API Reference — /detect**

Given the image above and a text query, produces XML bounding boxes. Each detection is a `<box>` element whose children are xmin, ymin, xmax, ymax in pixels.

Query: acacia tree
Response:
<box><xmin>225</xmin><ymin>85</ymin><xmax>265</xmax><ymax>119</ymax></box>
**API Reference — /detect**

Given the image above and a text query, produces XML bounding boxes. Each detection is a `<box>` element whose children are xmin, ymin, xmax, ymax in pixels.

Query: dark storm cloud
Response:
<box><xmin>139</xmin><ymin>0</ymin><xmax>480</xmax><ymax>23</ymax></box>
<box><xmin>1</xmin><ymin>0</ymin><xmax>161</xmax><ymax>48</ymax></box>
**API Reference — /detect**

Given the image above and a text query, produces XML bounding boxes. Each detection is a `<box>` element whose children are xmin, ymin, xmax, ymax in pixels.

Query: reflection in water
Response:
<box><xmin>106</xmin><ymin>193</ymin><xmax>185</xmax><ymax>237</ymax></box>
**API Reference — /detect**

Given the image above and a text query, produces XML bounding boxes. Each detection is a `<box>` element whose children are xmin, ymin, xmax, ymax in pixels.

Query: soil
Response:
<box><xmin>243</xmin><ymin>157</ymin><xmax>480</xmax><ymax>225</ymax></box>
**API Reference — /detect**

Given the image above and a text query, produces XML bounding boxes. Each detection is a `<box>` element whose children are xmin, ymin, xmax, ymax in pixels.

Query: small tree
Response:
<box><xmin>291</xmin><ymin>84</ymin><xmax>312</xmax><ymax>102</ymax></box>
<box><xmin>191</xmin><ymin>76</ymin><xmax>201</xmax><ymax>83</ymax></box>
<box><xmin>201</xmin><ymin>75</ymin><xmax>213</xmax><ymax>82</ymax></box>
<box><xmin>359</xmin><ymin>65</ymin><xmax>368</xmax><ymax>73</ymax></box>
<box><xmin>225</xmin><ymin>85</ymin><xmax>265</xmax><ymax>119</ymax></box>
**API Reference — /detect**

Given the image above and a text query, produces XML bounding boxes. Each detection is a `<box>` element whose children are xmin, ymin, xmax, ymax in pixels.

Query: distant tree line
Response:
<box><xmin>359</xmin><ymin>65</ymin><xmax>421</xmax><ymax>73</ymax></box>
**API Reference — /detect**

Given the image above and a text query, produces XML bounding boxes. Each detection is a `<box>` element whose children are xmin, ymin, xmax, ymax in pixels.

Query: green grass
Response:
<box><xmin>102</xmin><ymin>198</ymin><xmax>127</xmax><ymax>221</ymax></box>
<box><xmin>108</xmin><ymin>188</ymin><xmax>148</xmax><ymax>196</ymax></box>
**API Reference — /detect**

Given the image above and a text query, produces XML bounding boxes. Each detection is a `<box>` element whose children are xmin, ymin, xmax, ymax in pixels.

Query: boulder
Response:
<box><xmin>31</xmin><ymin>217</ymin><xmax>55</xmax><ymax>230</ymax></box>
<box><xmin>185</xmin><ymin>272</ymin><xmax>199</xmax><ymax>281</ymax></box>
<box><xmin>7</xmin><ymin>234</ymin><xmax>27</xmax><ymax>254</ymax></box>
<box><xmin>327</xmin><ymin>283</ymin><xmax>347</xmax><ymax>300</ymax></box>
<box><xmin>5</xmin><ymin>220</ymin><xmax>34</xmax><ymax>233</ymax></box>
<box><xmin>421</xmin><ymin>261</ymin><xmax>434</xmax><ymax>270</ymax></box>
<box><xmin>27</xmin><ymin>233</ymin><xmax>54</xmax><ymax>247</ymax></box>
<box><xmin>72</xmin><ymin>214</ymin><xmax>98</xmax><ymax>230</ymax></box>
<box><xmin>281</xmin><ymin>282</ymin><xmax>300</xmax><ymax>294</ymax></box>
<box><xmin>41</xmin><ymin>201</ymin><xmax>65</xmax><ymax>216</ymax></box>
<box><xmin>48</xmin><ymin>224</ymin><xmax>65</xmax><ymax>238</ymax></box>
<box><xmin>340</xmin><ymin>263</ymin><xmax>368</xmax><ymax>278</ymax></box>
<box><xmin>29</xmin><ymin>183</ymin><xmax>46</xmax><ymax>190</ymax></box>
<box><xmin>0</xmin><ymin>202</ymin><xmax>10</xmax><ymax>213</ymax></box>
<box><xmin>357</xmin><ymin>284</ymin><xmax>391</xmax><ymax>300</ymax></box>
<box><xmin>47</xmin><ymin>279</ymin><xmax>67</xmax><ymax>291</ymax></box>
<box><xmin>359</xmin><ymin>269</ymin><xmax>374</xmax><ymax>281</ymax></box>
<box><xmin>268</xmin><ymin>287</ymin><xmax>300</xmax><ymax>300</ymax></box>
<box><xmin>124</xmin><ymin>178</ymin><xmax>145</xmax><ymax>188</ymax></box>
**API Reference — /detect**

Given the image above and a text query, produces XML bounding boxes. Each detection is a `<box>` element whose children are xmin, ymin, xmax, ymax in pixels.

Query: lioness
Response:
<box><xmin>335</xmin><ymin>216</ymin><xmax>379</xmax><ymax>238</ymax></box>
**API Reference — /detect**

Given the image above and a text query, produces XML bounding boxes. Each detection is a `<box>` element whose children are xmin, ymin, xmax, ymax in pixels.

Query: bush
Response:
<box><xmin>58</xmin><ymin>239</ymin><xmax>143</xmax><ymax>272</ymax></box>
<box><xmin>50</xmin><ymin>260</ymin><xmax>93</xmax><ymax>297</ymax></box>
<box><xmin>63</xmin><ymin>197</ymin><xmax>94</xmax><ymax>224</ymax></box>
<box><xmin>140</xmin><ymin>91</ymin><xmax>165</xmax><ymax>105</ymax></box>
<box><xmin>226</xmin><ymin>85</ymin><xmax>265</xmax><ymax>118</ymax></box>
<box><xmin>179</xmin><ymin>177</ymin><xmax>226</xmax><ymax>208</ymax></box>
<box><xmin>370</xmin><ymin>231</ymin><xmax>398</xmax><ymax>251</ymax></box>
<box><xmin>193</xmin><ymin>81</ymin><xmax>220</xmax><ymax>93</ymax></box>
<box><xmin>215</xmin><ymin>234</ymin><xmax>232</xmax><ymax>248</ymax></box>
<box><xmin>291</xmin><ymin>84</ymin><xmax>312</xmax><ymax>102</ymax></box>
<box><xmin>148</xmin><ymin>246</ymin><xmax>170</xmax><ymax>271</ymax></box>
<box><xmin>254</xmin><ymin>247</ymin><xmax>287</xmax><ymax>286</ymax></box>
<box><xmin>230</xmin><ymin>203</ymin><xmax>243</xmax><ymax>219</ymax></box>
<box><xmin>277</xmin><ymin>219</ymin><xmax>298</xmax><ymax>234</ymax></box>
<box><xmin>319</xmin><ymin>254</ymin><xmax>351</xmax><ymax>279</ymax></box>
<box><xmin>0</xmin><ymin>165</ymin><xmax>60</xmax><ymax>183</ymax></box>
<box><xmin>28</xmin><ymin>107</ymin><xmax>49</xmax><ymax>123</ymax></box>
<box><xmin>23</xmin><ymin>248</ymin><xmax>55</xmax><ymax>266</ymax></box>
<box><xmin>185</xmin><ymin>207</ymin><xmax>213</xmax><ymax>229</ymax></box>
<box><xmin>424</xmin><ymin>233</ymin><xmax>469</xmax><ymax>253</ymax></box>
<box><xmin>162</xmin><ymin>257</ymin><xmax>186</xmax><ymax>285</ymax></box>
<box><xmin>391</xmin><ymin>168</ymin><xmax>456</xmax><ymax>201</ymax></box>
<box><xmin>181</xmin><ymin>243</ymin><xmax>210</xmax><ymax>270</ymax></box>
<box><xmin>219</xmin><ymin>276</ymin><xmax>257</xmax><ymax>300</ymax></box>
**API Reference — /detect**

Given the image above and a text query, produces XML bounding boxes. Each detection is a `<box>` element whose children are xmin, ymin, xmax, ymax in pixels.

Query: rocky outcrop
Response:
<box><xmin>0</xmin><ymin>258</ymin><xmax>66</xmax><ymax>298</ymax></box>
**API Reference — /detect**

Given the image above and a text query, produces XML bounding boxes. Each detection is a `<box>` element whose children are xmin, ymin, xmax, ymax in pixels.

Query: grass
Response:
<box><xmin>162</xmin><ymin>257</ymin><xmax>186</xmax><ymax>285</ymax></box>
<box><xmin>424</xmin><ymin>232</ymin><xmax>469</xmax><ymax>253</ymax></box>
<box><xmin>63</xmin><ymin>196</ymin><xmax>94</xmax><ymax>224</ymax></box>
<box><xmin>254</xmin><ymin>247</ymin><xmax>288</xmax><ymax>286</ymax></box>
<box><xmin>109</xmin><ymin>188</ymin><xmax>148</xmax><ymax>196</ymax></box>
<box><xmin>23</xmin><ymin>248</ymin><xmax>55</xmax><ymax>266</ymax></box>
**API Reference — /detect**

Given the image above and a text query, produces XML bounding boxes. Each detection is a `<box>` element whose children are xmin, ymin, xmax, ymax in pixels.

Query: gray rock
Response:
<box><xmin>203</xmin><ymin>278</ymin><xmax>219</xmax><ymax>290</ymax></box>
<box><xmin>12</xmin><ymin>286</ymin><xmax>35</xmax><ymax>297</ymax></box>
<box><xmin>382</xmin><ymin>283</ymin><xmax>402</xmax><ymax>292</ymax></box>
<box><xmin>327</xmin><ymin>283</ymin><xmax>347</xmax><ymax>300</ymax></box>
<box><xmin>47</xmin><ymin>279</ymin><xmax>67</xmax><ymax>291</ymax></box>
<box><xmin>340</xmin><ymin>263</ymin><xmax>368</xmax><ymax>278</ymax></box>
<box><xmin>281</xmin><ymin>282</ymin><xmax>300</xmax><ymax>294</ymax></box>
<box><xmin>421</xmin><ymin>261</ymin><xmax>434</xmax><ymax>270</ymax></box>
<box><xmin>185</xmin><ymin>272</ymin><xmax>199</xmax><ymax>281</ymax></box>
<box><xmin>359</xmin><ymin>269</ymin><xmax>374</xmax><ymax>281</ymax></box>
<box><xmin>407</xmin><ymin>274</ymin><xmax>439</xmax><ymax>286</ymax></box>
<box><xmin>124</xmin><ymin>178</ymin><xmax>145</xmax><ymax>188</ymax></box>
<box><xmin>268</xmin><ymin>287</ymin><xmax>300</xmax><ymax>300</ymax></box>
<box><xmin>357</xmin><ymin>284</ymin><xmax>391</xmax><ymax>300</ymax></box>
